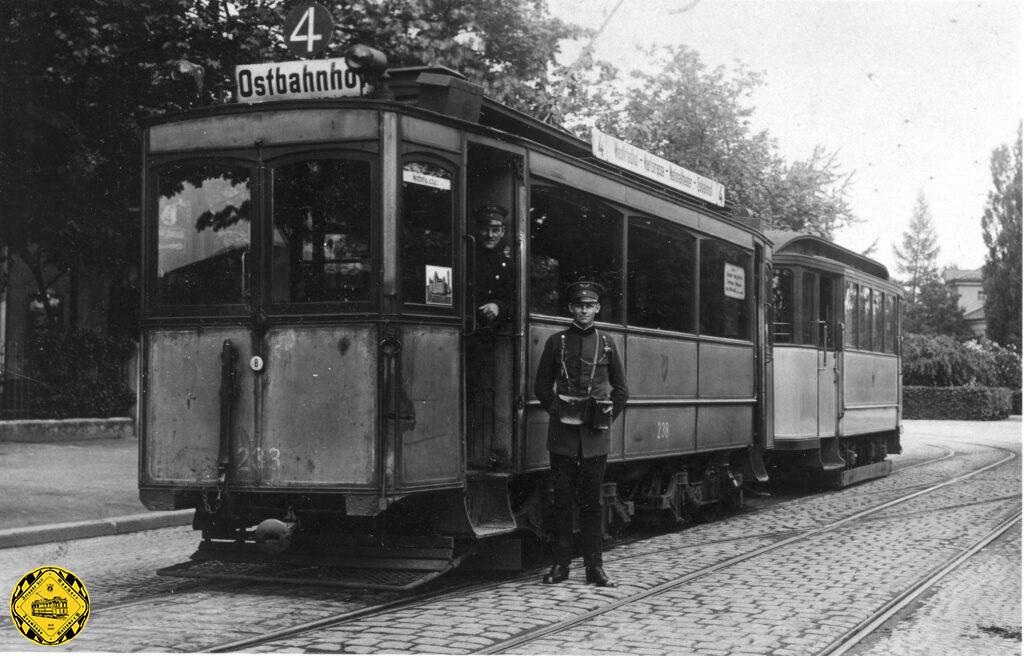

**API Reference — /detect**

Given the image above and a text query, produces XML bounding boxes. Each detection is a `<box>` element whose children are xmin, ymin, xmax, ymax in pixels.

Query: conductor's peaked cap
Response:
<box><xmin>567</xmin><ymin>281</ymin><xmax>603</xmax><ymax>303</ymax></box>
<box><xmin>474</xmin><ymin>204</ymin><xmax>508</xmax><ymax>226</ymax></box>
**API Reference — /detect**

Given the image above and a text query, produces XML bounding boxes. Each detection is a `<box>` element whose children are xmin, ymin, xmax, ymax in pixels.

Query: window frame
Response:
<box><xmin>527</xmin><ymin>181</ymin><xmax>626</xmax><ymax>324</ymax></box>
<box><xmin>697</xmin><ymin>236</ymin><xmax>755</xmax><ymax>342</ymax></box>
<box><xmin>626</xmin><ymin>214</ymin><xmax>697</xmax><ymax>335</ymax></box>
<box><xmin>398</xmin><ymin>151</ymin><xmax>460</xmax><ymax>317</ymax></box>
<box><xmin>265</xmin><ymin>149</ymin><xmax>380</xmax><ymax>316</ymax></box>
<box><xmin>146</xmin><ymin>156</ymin><xmax>258</xmax><ymax>318</ymax></box>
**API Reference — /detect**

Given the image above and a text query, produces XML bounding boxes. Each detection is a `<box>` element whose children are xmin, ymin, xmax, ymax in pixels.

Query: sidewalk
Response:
<box><xmin>0</xmin><ymin>435</ymin><xmax>192</xmax><ymax>549</ymax></box>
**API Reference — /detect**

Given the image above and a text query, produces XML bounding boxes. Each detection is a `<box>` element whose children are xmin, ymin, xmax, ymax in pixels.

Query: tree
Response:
<box><xmin>981</xmin><ymin>124</ymin><xmax>1022</xmax><ymax>349</ymax></box>
<box><xmin>0</xmin><ymin>0</ymin><xmax>284</xmax><ymax>321</ymax></box>
<box><xmin>0</xmin><ymin>0</ymin><xmax>588</xmax><ymax>325</ymax></box>
<box><xmin>893</xmin><ymin>192</ymin><xmax>940</xmax><ymax>306</ymax></box>
<box><xmin>902</xmin><ymin>279</ymin><xmax>972</xmax><ymax>338</ymax></box>
<box><xmin>563</xmin><ymin>45</ymin><xmax>856</xmax><ymax>238</ymax></box>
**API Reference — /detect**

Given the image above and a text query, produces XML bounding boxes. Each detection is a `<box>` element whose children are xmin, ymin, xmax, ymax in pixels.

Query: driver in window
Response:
<box><xmin>473</xmin><ymin>204</ymin><xmax>513</xmax><ymax>331</ymax></box>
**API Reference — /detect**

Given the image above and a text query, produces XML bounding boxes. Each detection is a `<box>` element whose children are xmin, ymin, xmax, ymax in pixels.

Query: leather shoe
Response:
<box><xmin>585</xmin><ymin>565</ymin><xmax>616</xmax><ymax>587</ymax></box>
<box><xmin>542</xmin><ymin>563</ymin><xmax>570</xmax><ymax>584</ymax></box>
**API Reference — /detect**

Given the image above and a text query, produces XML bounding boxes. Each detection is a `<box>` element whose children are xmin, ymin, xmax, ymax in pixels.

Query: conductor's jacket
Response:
<box><xmin>534</xmin><ymin>322</ymin><xmax>629</xmax><ymax>458</ymax></box>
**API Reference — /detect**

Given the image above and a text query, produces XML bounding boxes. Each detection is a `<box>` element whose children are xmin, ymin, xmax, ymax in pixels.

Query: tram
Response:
<box><xmin>138</xmin><ymin>61</ymin><xmax>901</xmax><ymax>588</ymax></box>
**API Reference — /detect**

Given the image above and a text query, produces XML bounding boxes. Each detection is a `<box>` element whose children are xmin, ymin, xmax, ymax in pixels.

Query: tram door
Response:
<box><xmin>802</xmin><ymin>271</ymin><xmax>839</xmax><ymax>437</ymax></box>
<box><xmin>464</xmin><ymin>143</ymin><xmax>523</xmax><ymax>471</ymax></box>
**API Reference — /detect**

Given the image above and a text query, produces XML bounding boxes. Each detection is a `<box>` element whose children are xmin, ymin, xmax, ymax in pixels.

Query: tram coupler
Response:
<box><xmin>254</xmin><ymin>518</ymin><xmax>298</xmax><ymax>555</ymax></box>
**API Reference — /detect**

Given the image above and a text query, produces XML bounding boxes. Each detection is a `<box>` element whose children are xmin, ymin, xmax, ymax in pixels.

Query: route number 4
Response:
<box><xmin>283</xmin><ymin>3</ymin><xmax>335</xmax><ymax>57</ymax></box>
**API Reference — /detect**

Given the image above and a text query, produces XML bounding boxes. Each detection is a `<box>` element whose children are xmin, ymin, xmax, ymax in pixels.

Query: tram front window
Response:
<box><xmin>272</xmin><ymin>158</ymin><xmax>373</xmax><ymax>305</ymax></box>
<box><xmin>401</xmin><ymin>162</ymin><xmax>454</xmax><ymax>307</ymax></box>
<box><xmin>156</xmin><ymin>164</ymin><xmax>252</xmax><ymax>306</ymax></box>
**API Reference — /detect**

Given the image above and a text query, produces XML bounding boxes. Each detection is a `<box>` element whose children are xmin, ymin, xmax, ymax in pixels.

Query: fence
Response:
<box><xmin>1</xmin><ymin>341</ymin><xmax>40</xmax><ymax>419</ymax></box>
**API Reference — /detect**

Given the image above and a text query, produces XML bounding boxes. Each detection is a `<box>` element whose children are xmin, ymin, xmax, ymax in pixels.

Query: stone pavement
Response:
<box><xmin>0</xmin><ymin>435</ymin><xmax>191</xmax><ymax>548</ymax></box>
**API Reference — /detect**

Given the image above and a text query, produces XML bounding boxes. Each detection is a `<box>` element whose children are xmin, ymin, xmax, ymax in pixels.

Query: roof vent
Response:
<box><xmin>386</xmin><ymin>66</ymin><xmax>483</xmax><ymax>122</ymax></box>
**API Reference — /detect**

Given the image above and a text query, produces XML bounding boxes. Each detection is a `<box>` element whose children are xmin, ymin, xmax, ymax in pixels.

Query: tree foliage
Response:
<box><xmin>892</xmin><ymin>191</ymin><xmax>940</xmax><ymax>306</ymax></box>
<box><xmin>902</xmin><ymin>279</ymin><xmax>972</xmax><ymax>339</ymax></box>
<box><xmin>0</xmin><ymin>0</ymin><xmax>584</xmax><ymax>310</ymax></box>
<box><xmin>902</xmin><ymin>333</ymin><xmax>1021</xmax><ymax>388</ymax></box>
<box><xmin>0</xmin><ymin>0</ymin><xmax>282</xmax><ymax>306</ymax></box>
<box><xmin>565</xmin><ymin>46</ymin><xmax>856</xmax><ymax>238</ymax></box>
<box><xmin>981</xmin><ymin>124</ymin><xmax>1022</xmax><ymax>349</ymax></box>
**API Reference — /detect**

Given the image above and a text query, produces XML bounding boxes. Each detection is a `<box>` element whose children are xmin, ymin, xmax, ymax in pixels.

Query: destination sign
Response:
<box><xmin>235</xmin><ymin>58</ymin><xmax>365</xmax><ymax>104</ymax></box>
<box><xmin>591</xmin><ymin>128</ymin><xmax>725</xmax><ymax>207</ymax></box>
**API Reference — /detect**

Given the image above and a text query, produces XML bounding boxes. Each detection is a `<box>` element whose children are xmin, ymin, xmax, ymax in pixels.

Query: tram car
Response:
<box><xmin>138</xmin><ymin>60</ymin><xmax>901</xmax><ymax>588</ymax></box>
<box><xmin>31</xmin><ymin>597</ymin><xmax>69</xmax><ymax>619</ymax></box>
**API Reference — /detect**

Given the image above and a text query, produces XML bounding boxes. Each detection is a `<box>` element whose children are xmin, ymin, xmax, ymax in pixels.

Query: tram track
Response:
<box><xmin>474</xmin><ymin>446</ymin><xmax>1017</xmax><ymax>654</ymax></box>
<box><xmin>195</xmin><ymin>445</ymin><xmax>996</xmax><ymax>654</ymax></box>
<box><xmin>821</xmin><ymin>511</ymin><xmax>1022</xmax><ymax>656</ymax></box>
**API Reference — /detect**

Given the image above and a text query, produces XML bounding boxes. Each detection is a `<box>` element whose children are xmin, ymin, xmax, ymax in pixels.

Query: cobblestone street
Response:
<box><xmin>1</xmin><ymin>419</ymin><xmax>1019</xmax><ymax>655</ymax></box>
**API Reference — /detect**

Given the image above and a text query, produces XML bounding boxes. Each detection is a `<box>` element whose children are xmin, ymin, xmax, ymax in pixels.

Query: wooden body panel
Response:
<box><xmin>841</xmin><ymin>350</ymin><xmax>900</xmax><ymax>436</ymax></box>
<box><xmin>143</xmin><ymin>328</ymin><xmax>255</xmax><ymax>484</ymax></box>
<box><xmin>397</xmin><ymin>325</ymin><xmax>463</xmax><ymax>487</ymax></box>
<box><xmin>261</xmin><ymin>326</ymin><xmax>377</xmax><ymax>486</ymax></box>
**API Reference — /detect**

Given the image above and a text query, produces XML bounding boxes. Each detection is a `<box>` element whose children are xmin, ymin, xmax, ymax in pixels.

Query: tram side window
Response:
<box><xmin>627</xmin><ymin>217</ymin><xmax>694</xmax><ymax>332</ymax></box>
<box><xmin>156</xmin><ymin>164</ymin><xmax>252</xmax><ymax>306</ymax></box>
<box><xmin>858</xmin><ymin>286</ymin><xmax>872</xmax><ymax>350</ymax></box>
<box><xmin>401</xmin><ymin>162</ymin><xmax>454</xmax><ymax>307</ymax></box>
<box><xmin>530</xmin><ymin>185</ymin><xmax>623</xmax><ymax>321</ymax></box>
<box><xmin>699</xmin><ymin>239</ymin><xmax>751</xmax><ymax>340</ymax></box>
<box><xmin>884</xmin><ymin>294</ymin><xmax>896</xmax><ymax>353</ymax></box>
<box><xmin>800</xmin><ymin>272</ymin><xmax>817</xmax><ymax>345</ymax></box>
<box><xmin>271</xmin><ymin>158</ymin><xmax>372</xmax><ymax>304</ymax></box>
<box><xmin>872</xmin><ymin>290</ymin><xmax>884</xmax><ymax>351</ymax></box>
<box><xmin>772</xmin><ymin>268</ymin><xmax>794</xmax><ymax>343</ymax></box>
<box><xmin>844</xmin><ymin>282</ymin><xmax>858</xmax><ymax>348</ymax></box>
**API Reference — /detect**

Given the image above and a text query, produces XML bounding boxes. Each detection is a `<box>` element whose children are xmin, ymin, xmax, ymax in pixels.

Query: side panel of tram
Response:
<box><xmin>521</xmin><ymin>151</ymin><xmax>761</xmax><ymax>473</ymax></box>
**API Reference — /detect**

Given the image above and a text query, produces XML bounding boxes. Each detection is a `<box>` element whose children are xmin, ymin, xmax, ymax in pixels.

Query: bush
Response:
<box><xmin>25</xmin><ymin>329</ymin><xmax>136</xmax><ymax>419</ymax></box>
<box><xmin>903</xmin><ymin>386</ymin><xmax>1013</xmax><ymax>420</ymax></box>
<box><xmin>902</xmin><ymin>334</ymin><xmax>1022</xmax><ymax>388</ymax></box>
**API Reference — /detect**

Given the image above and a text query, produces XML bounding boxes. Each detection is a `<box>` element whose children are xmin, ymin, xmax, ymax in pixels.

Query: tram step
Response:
<box><xmin>156</xmin><ymin>534</ymin><xmax>467</xmax><ymax>591</ymax></box>
<box><xmin>823</xmin><ymin>459</ymin><xmax>893</xmax><ymax>489</ymax></box>
<box><xmin>157</xmin><ymin>558</ymin><xmax>451</xmax><ymax>591</ymax></box>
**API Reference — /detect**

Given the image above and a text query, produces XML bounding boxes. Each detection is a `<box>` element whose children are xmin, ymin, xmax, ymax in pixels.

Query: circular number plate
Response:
<box><xmin>283</xmin><ymin>3</ymin><xmax>335</xmax><ymax>57</ymax></box>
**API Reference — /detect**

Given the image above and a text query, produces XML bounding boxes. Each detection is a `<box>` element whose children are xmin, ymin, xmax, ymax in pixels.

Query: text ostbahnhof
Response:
<box><xmin>237</xmin><ymin>63</ymin><xmax>362</xmax><ymax>100</ymax></box>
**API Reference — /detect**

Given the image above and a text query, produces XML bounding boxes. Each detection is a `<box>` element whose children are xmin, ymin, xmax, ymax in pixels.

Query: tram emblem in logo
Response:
<box><xmin>9</xmin><ymin>566</ymin><xmax>90</xmax><ymax>646</ymax></box>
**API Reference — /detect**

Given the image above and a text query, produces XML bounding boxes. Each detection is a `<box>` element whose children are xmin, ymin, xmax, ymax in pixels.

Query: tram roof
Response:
<box><xmin>142</xmin><ymin>65</ymin><xmax>767</xmax><ymax>234</ymax></box>
<box><xmin>767</xmin><ymin>230</ymin><xmax>891</xmax><ymax>281</ymax></box>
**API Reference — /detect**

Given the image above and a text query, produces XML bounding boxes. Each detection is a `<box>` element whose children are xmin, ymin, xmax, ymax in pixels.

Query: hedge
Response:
<box><xmin>903</xmin><ymin>386</ymin><xmax>1013</xmax><ymax>421</ymax></box>
<box><xmin>23</xmin><ymin>329</ymin><xmax>136</xmax><ymax>419</ymax></box>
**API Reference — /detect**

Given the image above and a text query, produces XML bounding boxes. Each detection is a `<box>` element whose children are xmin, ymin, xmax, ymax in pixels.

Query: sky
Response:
<box><xmin>545</xmin><ymin>0</ymin><xmax>1022</xmax><ymax>276</ymax></box>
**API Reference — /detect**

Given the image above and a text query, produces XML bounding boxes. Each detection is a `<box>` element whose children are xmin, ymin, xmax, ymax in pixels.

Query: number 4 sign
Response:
<box><xmin>283</xmin><ymin>2</ymin><xmax>335</xmax><ymax>57</ymax></box>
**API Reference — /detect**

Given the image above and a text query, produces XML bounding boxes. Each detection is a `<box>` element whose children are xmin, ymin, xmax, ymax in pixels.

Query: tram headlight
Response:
<box><xmin>344</xmin><ymin>45</ymin><xmax>389</xmax><ymax>77</ymax></box>
<box><xmin>171</xmin><ymin>60</ymin><xmax>205</xmax><ymax>100</ymax></box>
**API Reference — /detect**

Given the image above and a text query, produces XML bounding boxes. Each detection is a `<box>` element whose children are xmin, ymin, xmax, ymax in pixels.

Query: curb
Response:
<box><xmin>0</xmin><ymin>510</ymin><xmax>194</xmax><ymax>549</ymax></box>
<box><xmin>0</xmin><ymin>418</ymin><xmax>135</xmax><ymax>442</ymax></box>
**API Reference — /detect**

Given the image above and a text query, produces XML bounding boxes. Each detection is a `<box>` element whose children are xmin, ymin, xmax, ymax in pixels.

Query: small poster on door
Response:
<box><xmin>425</xmin><ymin>265</ymin><xmax>453</xmax><ymax>306</ymax></box>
